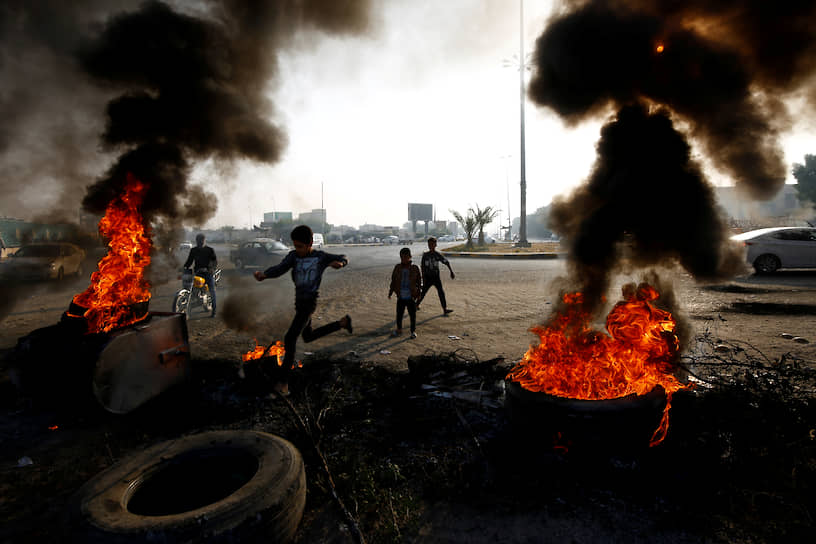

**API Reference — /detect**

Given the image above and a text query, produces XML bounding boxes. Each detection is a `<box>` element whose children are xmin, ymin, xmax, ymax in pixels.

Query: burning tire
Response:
<box><xmin>71</xmin><ymin>430</ymin><xmax>306</xmax><ymax>543</ymax></box>
<box><xmin>505</xmin><ymin>380</ymin><xmax>667</xmax><ymax>453</ymax></box>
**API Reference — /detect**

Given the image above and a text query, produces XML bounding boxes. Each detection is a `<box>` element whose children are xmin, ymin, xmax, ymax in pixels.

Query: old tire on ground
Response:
<box><xmin>72</xmin><ymin>430</ymin><xmax>306</xmax><ymax>543</ymax></box>
<box><xmin>753</xmin><ymin>253</ymin><xmax>780</xmax><ymax>274</ymax></box>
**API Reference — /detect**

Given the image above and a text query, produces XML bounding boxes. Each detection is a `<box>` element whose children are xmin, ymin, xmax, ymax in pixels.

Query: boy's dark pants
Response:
<box><xmin>396</xmin><ymin>298</ymin><xmax>417</xmax><ymax>332</ymax></box>
<box><xmin>277</xmin><ymin>297</ymin><xmax>341</xmax><ymax>382</ymax></box>
<box><xmin>419</xmin><ymin>275</ymin><xmax>447</xmax><ymax>310</ymax></box>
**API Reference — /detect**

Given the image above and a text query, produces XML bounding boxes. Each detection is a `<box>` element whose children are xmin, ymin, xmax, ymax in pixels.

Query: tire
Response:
<box><xmin>172</xmin><ymin>290</ymin><xmax>190</xmax><ymax>314</ymax></box>
<box><xmin>56</xmin><ymin>267</ymin><xmax>64</xmax><ymax>281</ymax></box>
<box><xmin>234</xmin><ymin>258</ymin><xmax>244</xmax><ymax>270</ymax></box>
<box><xmin>71</xmin><ymin>430</ymin><xmax>306</xmax><ymax>543</ymax></box>
<box><xmin>753</xmin><ymin>254</ymin><xmax>780</xmax><ymax>274</ymax></box>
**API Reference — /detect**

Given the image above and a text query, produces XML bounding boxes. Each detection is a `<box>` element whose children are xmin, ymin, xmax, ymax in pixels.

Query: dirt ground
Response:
<box><xmin>1</xmin><ymin>250</ymin><xmax>815</xmax><ymax>542</ymax></box>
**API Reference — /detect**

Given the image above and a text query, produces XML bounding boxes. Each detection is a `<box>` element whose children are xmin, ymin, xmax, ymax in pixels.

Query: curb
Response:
<box><xmin>441</xmin><ymin>252</ymin><xmax>563</xmax><ymax>259</ymax></box>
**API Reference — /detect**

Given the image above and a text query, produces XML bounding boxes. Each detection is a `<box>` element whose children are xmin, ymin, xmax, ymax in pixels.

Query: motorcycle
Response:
<box><xmin>172</xmin><ymin>267</ymin><xmax>221</xmax><ymax>317</ymax></box>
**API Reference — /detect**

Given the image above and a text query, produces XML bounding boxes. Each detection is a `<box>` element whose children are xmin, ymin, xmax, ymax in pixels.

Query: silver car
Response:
<box><xmin>0</xmin><ymin>242</ymin><xmax>87</xmax><ymax>280</ymax></box>
<box><xmin>731</xmin><ymin>227</ymin><xmax>816</xmax><ymax>273</ymax></box>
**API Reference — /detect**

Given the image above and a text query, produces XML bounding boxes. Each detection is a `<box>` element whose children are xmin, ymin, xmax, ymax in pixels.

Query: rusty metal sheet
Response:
<box><xmin>92</xmin><ymin>312</ymin><xmax>190</xmax><ymax>414</ymax></box>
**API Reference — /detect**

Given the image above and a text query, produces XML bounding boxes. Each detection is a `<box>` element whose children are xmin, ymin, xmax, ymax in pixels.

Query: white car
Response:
<box><xmin>437</xmin><ymin>235</ymin><xmax>455</xmax><ymax>242</ymax></box>
<box><xmin>383</xmin><ymin>235</ymin><xmax>399</xmax><ymax>245</ymax></box>
<box><xmin>312</xmin><ymin>233</ymin><xmax>324</xmax><ymax>249</ymax></box>
<box><xmin>731</xmin><ymin>227</ymin><xmax>816</xmax><ymax>273</ymax></box>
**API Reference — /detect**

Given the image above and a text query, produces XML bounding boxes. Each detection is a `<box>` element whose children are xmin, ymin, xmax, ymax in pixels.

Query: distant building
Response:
<box><xmin>263</xmin><ymin>211</ymin><xmax>293</xmax><ymax>224</ymax></box>
<box><xmin>298</xmin><ymin>209</ymin><xmax>327</xmax><ymax>232</ymax></box>
<box><xmin>359</xmin><ymin>223</ymin><xmax>383</xmax><ymax>232</ymax></box>
<box><xmin>448</xmin><ymin>221</ymin><xmax>459</xmax><ymax>235</ymax></box>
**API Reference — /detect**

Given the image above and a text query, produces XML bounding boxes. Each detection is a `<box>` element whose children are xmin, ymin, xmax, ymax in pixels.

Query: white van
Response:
<box><xmin>312</xmin><ymin>233</ymin><xmax>324</xmax><ymax>249</ymax></box>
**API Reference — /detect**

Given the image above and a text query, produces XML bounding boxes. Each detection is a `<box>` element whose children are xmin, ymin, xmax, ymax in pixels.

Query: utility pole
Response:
<box><xmin>500</xmin><ymin>154</ymin><xmax>513</xmax><ymax>241</ymax></box>
<box><xmin>516</xmin><ymin>0</ymin><xmax>530</xmax><ymax>247</ymax></box>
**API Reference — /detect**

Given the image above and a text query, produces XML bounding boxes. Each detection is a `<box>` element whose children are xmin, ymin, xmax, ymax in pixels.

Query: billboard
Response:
<box><xmin>408</xmin><ymin>203</ymin><xmax>433</xmax><ymax>222</ymax></box>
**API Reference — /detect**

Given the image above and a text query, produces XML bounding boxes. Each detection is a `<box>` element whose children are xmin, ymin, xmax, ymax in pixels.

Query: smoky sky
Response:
<box><xmin>529</xmin><ymin>0</ymin><xmax>816</xmax><ymax>311</ymax></box>
<box><xmin>0</xmin><ymin>0</ymin><xmax>371</xmax><ymax>224</ymax></box>
<box><xmin>79</xmin><ymin>0</ymin><xmax>372</xmax><ymax>224</ymax></box>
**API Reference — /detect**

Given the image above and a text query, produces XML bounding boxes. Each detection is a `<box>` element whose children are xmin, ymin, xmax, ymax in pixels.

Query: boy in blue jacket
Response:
<box><xmin>254</xmin><ymin>225</ymin><xmax>351</xmax><ymax>395</ymax></box>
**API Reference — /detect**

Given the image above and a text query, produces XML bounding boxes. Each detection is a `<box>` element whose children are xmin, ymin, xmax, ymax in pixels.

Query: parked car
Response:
<box><xmin>437</xmin><ymin>235</ymin><xmax>455</xmax><ymax>242</ymax></box>
<box><xmin>383</xmin><ymin>235</ymin><xmax>399</xmax><ymax>245</ymax></box>
<box><xmin>230</xmin><ymin>238</ymin><xmax>290</xmax><ymax>269</ymax></box>
<box><xmin>0</xmin><ymin>242</ymin><xmax>86</xmax><ymax>281</ymax></box>
<box><xmin>178</xmin><ymin>241</ymin><xmax>193</xmax><ymax>252</ymax></box>
<box><xmin>731</xmin><ymin>227</ymin><xmax>816</xmax><ymax>273</ymax></box>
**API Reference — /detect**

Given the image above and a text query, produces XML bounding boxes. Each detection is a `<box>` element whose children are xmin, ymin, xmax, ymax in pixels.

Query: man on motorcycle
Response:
<box><xmin>184</xmin><ymin>233</ymin><xmax>218</xmax><ymax>317</ymax></box>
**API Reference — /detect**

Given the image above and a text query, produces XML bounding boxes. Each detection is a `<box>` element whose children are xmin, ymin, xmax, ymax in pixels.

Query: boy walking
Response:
<box><xmin>254</xmin><ymin>225</ymin><xmax>352</xmax><ymax>395</ymax></box>
<box><xmin>388</xmin><ymin>247</ymin><xmax>421</xmax><ymax>338</ymax></box>
<box><xmin>417</xmin><ymin>237</ymin><xmax>455</xmax><ymax>315</ymax></box>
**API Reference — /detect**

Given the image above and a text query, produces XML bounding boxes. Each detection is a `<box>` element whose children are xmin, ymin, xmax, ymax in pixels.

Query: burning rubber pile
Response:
<box><xmin>69</xmin><ymin>174</ymin><xmax>153</xmax><ymax>333</ymax></box>
<box><xmin>507</xmin><ymin>283</ymin><xmax>688</xmax><ymax>446</ymax></box>
<box><xmin>505</xmin><ymin>0</ymin><xmax>816</xmax><ymax>449</ymax></box>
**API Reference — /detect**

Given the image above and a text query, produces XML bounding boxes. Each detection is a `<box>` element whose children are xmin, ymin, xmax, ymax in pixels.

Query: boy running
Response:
<box><xmin>254</xmin><ymin>225</ymin><xmax>351</xmax><ymax>395</ymax></box>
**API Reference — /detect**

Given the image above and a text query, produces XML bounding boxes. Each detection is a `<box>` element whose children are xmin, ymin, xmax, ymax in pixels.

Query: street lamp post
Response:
<box><xmin>500</xmin><ymin>154</ymin><xmax>513</xmax><ymax>241</ymax></box>
<box><xmin>516</xmin><ymin>0</ymin><xmax>530</xmax><ymax>247</ymax></box>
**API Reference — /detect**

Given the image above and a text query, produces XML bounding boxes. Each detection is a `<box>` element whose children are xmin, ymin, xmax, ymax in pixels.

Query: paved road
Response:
<box><xmin>3</xmin><ymin>243</ymin><xmax>816</xmax><ymax>371</ymax></box>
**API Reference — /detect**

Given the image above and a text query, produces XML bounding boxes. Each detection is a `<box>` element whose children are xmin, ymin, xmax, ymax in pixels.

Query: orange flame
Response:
<box><xmin>507</xmin><ymin>283</ymin><xmax>689</xmax><ymax>446</ymax></box>
<box><xmin>242</xmin><ymin>340</ymin><xmax>286</xmax><ymax>366</ymax></box>
<box><xmin>72</xmin><ymin>174</ymin><xmax>152</xmax><ymax>333</ymax></box>
<box><xmin>656</xmin><ymin>44</ymin><xmax>665</xmax><ymax>53</ymax></box>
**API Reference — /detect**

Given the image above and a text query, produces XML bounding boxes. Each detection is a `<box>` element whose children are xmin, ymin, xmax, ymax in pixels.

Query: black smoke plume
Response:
<box><xmin>0</xmin><ymin>0</ymin><xmax>371</xmax><ymax>321</ymax></box>
<box><xmin>79</xmin><ymin>0</ymin><xmax>372</xmax><ymax>224</ymax></box>
<box><xmin>548</xmin><ymin>103</ymin><xmax>746</xmax><ymax>312</ymax></box>
<box><xmin>529</xmin><ymin>0</ymin><xmax>816</xmax><ymax>312</ymax></box>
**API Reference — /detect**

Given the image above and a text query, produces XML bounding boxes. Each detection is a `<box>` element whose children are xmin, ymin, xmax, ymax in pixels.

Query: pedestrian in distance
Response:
<box><xmin>417</xmin><ymin>236</ymin><xmax>455</xmax><ymax>315</ymax></box>
<box><xmin>183</xmin><ymin>233</ymin><xmax>218</xmax><ymax>317</ymax></box>
<box><xmin>254</xmin><ymin>225</ymin><xmax>352</xmax><ymax>397</ymax></box>
<box><xmin>388</xmin><ymin>247</ymin><xmax>421</xmax><ymax>339</ymax></box>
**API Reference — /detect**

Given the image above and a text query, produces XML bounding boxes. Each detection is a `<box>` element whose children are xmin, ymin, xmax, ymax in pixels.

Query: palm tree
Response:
<box><xmin>470</xmin><ymin>205</ymin><xmax>500</xmax><ymax>246</ymax></box>
<box><xmin>450</xmin><ymin>209</ymin><xmax>477</xmax><ymax>249</ymax></box>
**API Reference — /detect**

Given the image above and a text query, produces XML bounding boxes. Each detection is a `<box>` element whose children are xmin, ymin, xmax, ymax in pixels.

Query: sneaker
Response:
<box><xmin>410</xmin><ymin>331</ymin><xmax>417</xmax><ymax>339</ymax></box>
<box><xmin>444</xmin><ymin>308</ymin><xmax>454</xmax><ymax>315</ymax></box>
<box><xmin>342</xmin><ymin>314</ymin><xmax>353</xmax><ymax>334</ymax></box>
<box><xmin>391</xmin><ymin>329</ymin><xmax>402</xmax><ymax>337</ymax></box>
